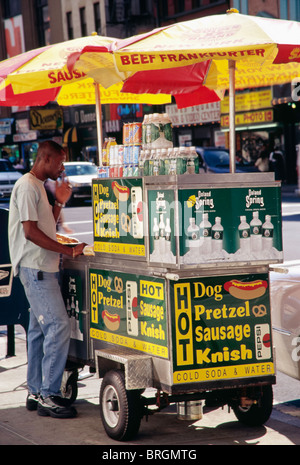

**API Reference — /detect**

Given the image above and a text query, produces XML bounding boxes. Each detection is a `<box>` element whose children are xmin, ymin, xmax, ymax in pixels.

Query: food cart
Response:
<box><xmin>60</xmin><ymin>133</ymin><xmax>282</xmax><ymax>440</ymax></box>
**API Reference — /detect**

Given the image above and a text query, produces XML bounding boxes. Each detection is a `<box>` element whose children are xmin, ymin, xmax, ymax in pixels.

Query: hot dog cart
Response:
<box><xmin>60</xmin><ymin>169</ymin><xmax>282</xmax><ymax>441</ymax></box>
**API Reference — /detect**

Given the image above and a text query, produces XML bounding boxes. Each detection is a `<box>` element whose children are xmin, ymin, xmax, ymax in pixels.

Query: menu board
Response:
<box><xmin>93</xmin><ymin>178</ymin><xmax>145</xmax><ymax>257</ymax></box>
<box><xmin>170</xmin><ymin>272</ymin><xmax>274</xmax><ymax>384</ymax></box>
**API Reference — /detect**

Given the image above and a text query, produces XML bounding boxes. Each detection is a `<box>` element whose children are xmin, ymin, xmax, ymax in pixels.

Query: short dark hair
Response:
<box><xmin>37</xmin><ymin>140</ymin><xmax>65</xmax><ymax>160</ymax></box>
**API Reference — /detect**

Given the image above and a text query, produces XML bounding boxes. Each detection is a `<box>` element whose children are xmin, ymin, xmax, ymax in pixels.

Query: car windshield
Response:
<box><xmin>0</xmin><ymin>160</ymin><xmax>17</xmax><ymax>172</ymax></box>
<box><xmin>203</xmin><ymin>150</ymin><xmax>230</xmax><ymax>168</ymax></box>
<box><xmin>64</xmin><ymin>164</ymin><xmax>98</xmax><ymax>176</ymax></box>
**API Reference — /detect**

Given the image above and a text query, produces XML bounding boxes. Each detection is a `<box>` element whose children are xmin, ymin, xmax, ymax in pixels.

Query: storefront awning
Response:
<box><xmin>63</xmin><ymin>127</ymin><xmax>77</xmax><ymax>146</ymax></box>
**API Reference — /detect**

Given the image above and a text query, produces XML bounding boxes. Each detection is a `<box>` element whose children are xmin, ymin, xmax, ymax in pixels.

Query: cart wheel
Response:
<box><xmin>233</xmin><ymin>385</ymin><xmax>273</xmax><ymax>426</ymax></box>
<box><xmin>61</xmin><ymin>370</ymin><xmax>78</xmax><ymax>406</ymax></box>
<box><xmin>99</xmin><ymin>370</ymin><xmax>142</xmax><ymax>441</ymax></box>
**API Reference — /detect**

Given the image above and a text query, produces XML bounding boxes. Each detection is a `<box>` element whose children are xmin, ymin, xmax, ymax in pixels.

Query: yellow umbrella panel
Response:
<box><xmin>56</xmin><ymin>78</ymin><xmax>171</xmax><ymax>106</ymax></box>
<box><xmin>113</xmin><ymin>10</ymin><xmax>300</xmax><ymax>170</ymax></box>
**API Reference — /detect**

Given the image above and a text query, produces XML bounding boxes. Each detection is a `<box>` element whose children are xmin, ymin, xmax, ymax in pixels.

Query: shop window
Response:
<box><xmin>94</xmin><ymin>2</ymin><xmax>101</xmax><ymax>33</ymax></box>
<box><xmin>67</xmin><ymin>11</ymin><xmax>73</xmax><ymax>39</ymax></box>
<box><xmin>80</xmin><ymin>7</ymin><xmax>87</xmax><ymax>36</ymax></box>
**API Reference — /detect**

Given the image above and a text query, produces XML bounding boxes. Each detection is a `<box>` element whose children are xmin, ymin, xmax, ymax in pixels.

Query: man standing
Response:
<box><xmin>9</xmin><ymin>141</ymin><xmax>85</xmax><ymax>419</ymax></box>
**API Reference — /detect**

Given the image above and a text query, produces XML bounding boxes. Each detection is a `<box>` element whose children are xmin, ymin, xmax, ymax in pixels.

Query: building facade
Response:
<box><xmin>0</xmin><ymin>0</ymin><xmax>299</xmax><ymax>182</ymax></box>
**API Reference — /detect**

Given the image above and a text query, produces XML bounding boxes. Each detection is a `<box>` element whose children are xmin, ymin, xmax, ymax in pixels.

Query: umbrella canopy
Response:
<box><xmin>70</xmin><ymin>48</ymin><xmax>224</xmax><ymax>108</ymax></box>
<box><xmin>0</xmin><ymin>35</ymin><xmax>171</xmax><ymax>164</ymax></box>
<box><xmin>111</xmin><ymin>9</ymin><xmax>300</xmax><ymax>171</ymax></box>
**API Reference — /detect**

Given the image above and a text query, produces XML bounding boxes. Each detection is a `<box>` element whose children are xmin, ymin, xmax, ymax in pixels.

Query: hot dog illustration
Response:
<box><xmin>112</xmin><ymin>181</ymin><xmax>130</xmax><ymax>202</ymax></box>
<box><xmin>102</xmin><ymin>309</ymin><xmax>120</xmax><ymax>331</ymax></box>
<box><xmin>224</xmin><ymin>279</ymin><xmax>268</xmax><ymax>300</ymax></box>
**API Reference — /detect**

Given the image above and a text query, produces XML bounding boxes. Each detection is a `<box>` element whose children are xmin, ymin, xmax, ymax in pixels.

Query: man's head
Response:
<box><xmin>35</xmin><ymin>140</ymin><xmax>66</xmax><ymax>181</ymax></box>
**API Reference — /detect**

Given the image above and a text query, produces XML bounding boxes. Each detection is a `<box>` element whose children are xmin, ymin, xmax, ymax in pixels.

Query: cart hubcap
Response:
<box><xmin>102</xmin><ymin>385</ymin><xmax>120</xmax><ymax>428</ymax></box>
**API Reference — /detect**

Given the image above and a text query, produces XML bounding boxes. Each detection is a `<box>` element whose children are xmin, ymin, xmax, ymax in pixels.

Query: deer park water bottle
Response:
<box><xmin>199</xmin><ymin>212</ymin><xmax>212</xmax><ymax>254</ymax></box>
<box><xmin>262</xmin><ymin>215</ymin><xmax>274</xmax><ymax>250</ymax></box>
<box><xmin>250</xmin><ymin>211</ymin><xmax>262</xmax><ymax>253</ymax></box>
<box><xmin>238</xmin><ymin>215</ymin><xmax>251</xmax><ymax>253</ymax></box>
<box><xmin>212</xmin><ymin>217</ymin><xmax>224</xmax><ymax>254</ymax></box>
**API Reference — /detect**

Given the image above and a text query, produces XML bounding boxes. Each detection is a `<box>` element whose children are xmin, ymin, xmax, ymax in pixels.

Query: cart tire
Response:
<box><xmin>233</xmin><ymin>385</ymin><xmax>273</xmax><ymax>426</ymax></box>
<box><xmin>99</xmin><ymin>370</ymin><xmax>142</xmax><ymax>441</ymax></box>
<box><xmin>61</xmin><ymin>371</ymin><xmax>78</xmax><ymax>406</ymax></box>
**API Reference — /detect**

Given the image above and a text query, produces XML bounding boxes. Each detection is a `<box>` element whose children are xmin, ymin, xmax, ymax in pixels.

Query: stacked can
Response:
<box><xmin>122</xmin><ymin>122</ymin><xmax>142</xmax><ymax>177</ymax></box>
<box><xmin>109</xmin><ymin>145</ymin><xmax>124</xmax><ymax>177</ymax></box>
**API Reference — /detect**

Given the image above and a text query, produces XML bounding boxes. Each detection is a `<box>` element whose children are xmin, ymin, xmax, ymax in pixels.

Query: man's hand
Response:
<box><xmin>55</xmin><ymin>171</ymin><xmax>72</xmax><ymax>205</ymax></box>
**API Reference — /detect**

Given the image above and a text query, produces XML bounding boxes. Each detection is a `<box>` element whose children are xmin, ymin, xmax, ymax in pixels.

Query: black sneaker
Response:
<box><xmin>26</xmin><ymin>393</ymin><xmax>39</xmax><ymax>411</ymax></box>
<box><xmin>37</xmin><ymin>395</ymin><xmax>77</xmax><ymax>418</ymax></box>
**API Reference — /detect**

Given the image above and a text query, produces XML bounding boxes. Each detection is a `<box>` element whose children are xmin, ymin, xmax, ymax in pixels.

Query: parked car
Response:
<box><xmin>0</xmin><ymin>159</ymin><xmax>22</xmax><ymax>198</ymax></box>
<box><xmin>196</xmin><ymin>147</ymin><xmax>258</xmax><ymax>173</ymax></box>
<box><xmin>64</xmin><ymin>161</ymin><xmax>98</xmax><ymax>204</ymax></box>
<box><xmin>270</xmin><ymin>261</ymin><xmax>300</xmax><ymax>381</ymax></box>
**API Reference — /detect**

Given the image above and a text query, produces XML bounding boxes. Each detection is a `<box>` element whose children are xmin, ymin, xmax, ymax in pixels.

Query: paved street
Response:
<box><xmin>0</xmin><ymin>325</ymin><xmax>300</xmax><ymax>447</ymax></box>
<box><xmin>1</xmin><ymin>185</ymin><xmax>300</xmax><ymax>447</ymax></box>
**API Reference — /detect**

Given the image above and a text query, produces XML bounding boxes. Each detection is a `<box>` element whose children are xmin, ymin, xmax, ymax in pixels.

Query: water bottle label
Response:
<box><xmin>164</xmin><ymin>122</ymin><xmax>172</xmax><ymax>142</ymax></box>
<box><xmin>212</xmin><ymin>230</ymin><xmax>223</xmax><ymax>240</ymax></box>
<box><xmin>250</xmin><ymin>225</ymin><xmax>262</xmax><ymax>235</ymax></box>
<box><xmin>187</xmin><ymin>230</ymin><xmax>200</xmax><ymax>241</ymax></box>
<box><xmin>200</xmin><ymin>227</ymin><xmax>212</xmax><ymax>238</ymax></box>
<box><xmin>263</xmin><ymin>228</ymin><xmax>273</xmax><ymax>238</ymax></box>
<box><xmin>239</xmin><ymin>229</ymin><xmax>250</xmax><ymax>239</ymax></box>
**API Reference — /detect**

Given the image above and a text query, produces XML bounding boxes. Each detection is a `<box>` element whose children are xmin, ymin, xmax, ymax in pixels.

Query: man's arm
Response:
<box><xmin>22</xmin><ymin>220</ymin><xmax>85</xmax><ymax>257</ymax></box>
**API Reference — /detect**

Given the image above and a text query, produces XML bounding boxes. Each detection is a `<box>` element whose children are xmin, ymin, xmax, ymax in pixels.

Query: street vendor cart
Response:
<box><xmin>60</xmin><ymin>164</ymin><xmax>282</xmax><ymax>440</ymax></box>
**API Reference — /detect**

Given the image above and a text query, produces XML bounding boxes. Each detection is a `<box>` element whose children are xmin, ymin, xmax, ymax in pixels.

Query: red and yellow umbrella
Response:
<box><xmin>0</xmin><ymin>34</ymin><xmax>171</xmax><ymax>163</ymax></box>
<box><xmin>111</xmin><ymin>9</ymin><xmax>300</xmax><ymax>170</ymax></box>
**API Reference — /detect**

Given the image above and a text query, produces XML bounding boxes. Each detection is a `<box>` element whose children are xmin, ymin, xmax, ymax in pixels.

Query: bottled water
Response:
<box><xmin>262</xmin><ymin>215</ymin><xmax>274</xmax><ymax>250</ymax></box>
<box><xmin>160</xmin><ymin>148</ymin><xmax>167</xmax><ymax>175</ymax></box>
<box><xmin>250</xmin><ymin>211</ymin><xmax>262</xmax><ymax>253</ymax></box>
<box><xmin>199</xmin><ymin>212</ymin><xmax>212</xmax><ymax>254</ymax></box>
<box><xmin>186</xmin><ymin>217</ymin><xmax>200</xmax><ymax>248</ymax></box>
<box><xmin>238</xmin><ymin>215</ymin><xmax>251</xmax><ymax>253</ymax></box>
<box><xmin>212</xmin><ymin>217</ymin><xmax>224</xmax><ymax>253</ymax></box>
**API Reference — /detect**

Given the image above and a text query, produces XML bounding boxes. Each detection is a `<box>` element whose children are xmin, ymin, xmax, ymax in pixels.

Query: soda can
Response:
<box><xmin>127</xmin><ymin>164</ymin><xmax>133</xmax><ymax>177</ymax></box>
<box><xmin>116</xmin><ymin>165</ymin><xmax>123</xmax><ymax>178</ymax></box>
<box><xmin>131</xmin><ymin>122</ymin><xmax>142</xmax><ymax>145</ymax></box>
<box><xmin>123</xmin><ymin>123</ymin><xmax>130</xmax><ymax>145</ymax></box>
<box><xmin>117</xmin><ymin>145</ymin><xmax>124</xmax><ymax>165</ymax></box>
<box><xmin>97</xmin><ymin>167</ymin><xmax>106</xmax><ymax>178</ymax></box>
<box><xmin>124</xmin><ymin>145</ymin><xmax>130</xmax><ymax>164</ymax></box>
<box><xmin>132</xmin><ymin>145</ymin><xmax>140</xmax><ymax>164</ymax></box>
<box><xmin>132</xmin><ymin>164</ymin><xmax>139</xmax><ymax>176</ymax></box>
<box><xmin>130</xmin><ymin>145</ymin><xmax>134</xmax><ymax>164</ymax></box>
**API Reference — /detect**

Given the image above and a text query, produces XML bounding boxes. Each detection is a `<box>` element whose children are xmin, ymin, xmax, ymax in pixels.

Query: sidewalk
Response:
<box><xmin>1</xmin><ymin>325</ymin><xmax>300</xmax><ymax>446</ymax></box>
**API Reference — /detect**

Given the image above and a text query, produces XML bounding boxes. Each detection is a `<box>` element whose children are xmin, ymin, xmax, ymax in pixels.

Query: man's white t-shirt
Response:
<box><xmin>8</xmin><ymin>173</ymin><xmax>59</xmax><ymax>276</ymax></box>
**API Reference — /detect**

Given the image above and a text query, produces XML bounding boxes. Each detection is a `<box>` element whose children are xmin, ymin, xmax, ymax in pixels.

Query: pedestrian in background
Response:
<box><xmin>269</xmin><ymin>145</ymin><xmax>285</xmax><ymax>181</ymax></box>
<box><xmin>255</xmin><ymin>143</ymin><xmax>270</xmax><ymax>172</ymax></box>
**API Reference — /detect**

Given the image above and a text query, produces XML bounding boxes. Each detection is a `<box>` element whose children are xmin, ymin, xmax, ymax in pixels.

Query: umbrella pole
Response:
<box><xmin>94</xmin><ymin>82</ymin><xmax>103</xmax><ymax>166</ymax></box>
<box><xmin>228</xmin><ymin>60</ymin><xmax>236</xmax><ymax>173</ymax></box>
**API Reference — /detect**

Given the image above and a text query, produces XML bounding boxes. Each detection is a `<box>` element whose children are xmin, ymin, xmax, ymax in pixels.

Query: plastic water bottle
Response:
<box><xmin>212</xmin><ymin>217</ymin><xmax>224</xmax><ymax>253</ymax></box>
<box><xmin>187</xmin><ymin>146</ymin><xmax>199</xmax><ymax>174</ymax></box>
<box><xmin>153</xmin><ymin>148</ymin><xmax>160</xmax><ymax>176</ymax></box>
<box><xmin>250</xmin><ymin>211</ymin><xmax>262</xmax><ymax>253</ymax></box>
<box><xmin>199</xmin><ymin>212</ymin><xmax>212</xmax><ymax>254</ymax></box>
<box><xmin>159</xmin><ymin>148</ymin><xmax>167</xmax><ymax>175</ymax></box>
<box><xmin>164</xmin><ymin>147</ymin><xmax>173</xmax><ymax>175</ymax></box>
<box><xmin>186</xmin><ymin>217</ymin><xmax>200</xmax><ymax>248</ymax></box>
<box><xmin>142</xmin><ymin>114</ymin><xmax>149</xmax><ymax>149</ymax></box>
<box><xmin>262</xmin><ymin>215</ymin><xmax>274</xmax><ymax>250</ymax></box>
<box><xmin>238</xmin><ymin>216</ymin><xmax>251</xmax><ymax>253</ymax></box>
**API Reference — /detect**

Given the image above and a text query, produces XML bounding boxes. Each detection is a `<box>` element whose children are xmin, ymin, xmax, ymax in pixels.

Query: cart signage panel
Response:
<box><xmin>89</xmin><ymin>269</ymin><xmax>168</xmax><ymax>358</ymax></box>
<box><xmin>179</xmin><ymin>185</ymin><xmax>282</xmax><ymax>265</ymax></box>
<box><xmin>92</xmin><ymin>178</ymin><xmax>145</xmax><ymax>257</ymax></box>
<box><xmin>170</xmin><ymin>272</ymin><xmax>274</xmax><ymax>384</ymax></box>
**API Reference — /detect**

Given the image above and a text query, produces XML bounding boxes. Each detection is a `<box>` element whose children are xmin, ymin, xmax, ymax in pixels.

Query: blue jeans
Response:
<box><xmin>19</xmin><ymin>267</ymin><xmax>71</xmax><ymax>398</ymax></box>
